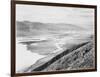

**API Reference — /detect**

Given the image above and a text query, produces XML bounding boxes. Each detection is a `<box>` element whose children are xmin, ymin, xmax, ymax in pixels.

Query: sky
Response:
<box><xmin>16</xmin><ymin>4</ymin><xmax>94</xmax><ymax>30</ymax></box>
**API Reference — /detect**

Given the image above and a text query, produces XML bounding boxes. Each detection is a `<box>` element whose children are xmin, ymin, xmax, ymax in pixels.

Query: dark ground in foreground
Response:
<box><xmin>21</xmin><ymin>40</ymin><xmax>95</xmax><ymax>73</ymax></box>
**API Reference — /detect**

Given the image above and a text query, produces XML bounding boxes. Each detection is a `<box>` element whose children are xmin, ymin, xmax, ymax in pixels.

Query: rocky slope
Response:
<box><xmin>21</xmin><ymin>40</ymin><xmax>95</xmax><ymax>73</ymax></box>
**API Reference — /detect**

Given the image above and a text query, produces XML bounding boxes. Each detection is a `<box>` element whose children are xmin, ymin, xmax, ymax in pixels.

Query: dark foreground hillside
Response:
<box><xmin>22</xmin><ymin>40</ymin><xmax>95</xmax><ymax>73</ymax></box>
<box><xmin>43</xmin><ymin>41</ymin><xmax>95</xmax><ymax>71</ymax></box>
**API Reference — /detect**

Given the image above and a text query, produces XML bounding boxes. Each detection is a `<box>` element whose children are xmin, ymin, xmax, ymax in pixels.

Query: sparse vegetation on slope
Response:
<box><xmin>22</xmin><ymin>40</ymin><xmax>95</xmax><ymax>73</ymax></box>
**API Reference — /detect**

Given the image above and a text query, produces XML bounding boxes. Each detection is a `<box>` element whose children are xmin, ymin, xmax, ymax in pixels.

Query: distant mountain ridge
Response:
<box><xmin>16</xmin><ymin>21</ymin><xmax>85</xmax><ymax>37</ymax></box>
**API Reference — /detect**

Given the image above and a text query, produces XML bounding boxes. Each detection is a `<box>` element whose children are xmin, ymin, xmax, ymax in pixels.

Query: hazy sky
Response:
<box><xmin>16</xmin><ymin>4</ymin><xmax>94</xmax><ymax>29</ymax></box>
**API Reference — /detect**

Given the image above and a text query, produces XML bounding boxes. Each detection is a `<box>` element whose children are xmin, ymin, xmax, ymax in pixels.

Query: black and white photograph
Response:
<box><xmin>14</xmin><ymin>1</ymin><xmax>96</xmax><ymax>75</ymax></box>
